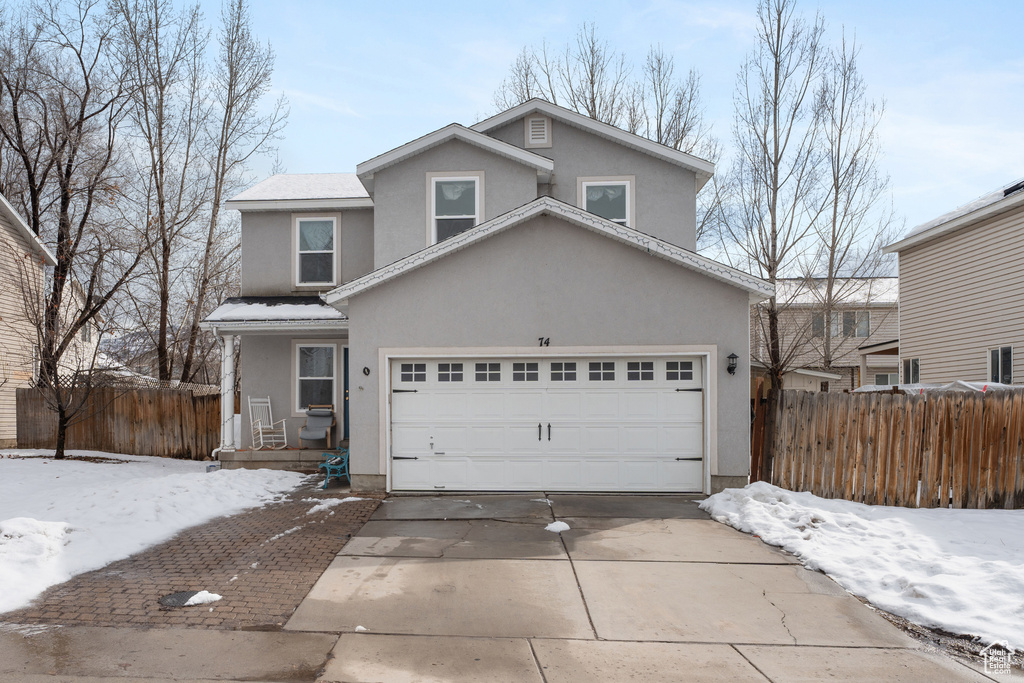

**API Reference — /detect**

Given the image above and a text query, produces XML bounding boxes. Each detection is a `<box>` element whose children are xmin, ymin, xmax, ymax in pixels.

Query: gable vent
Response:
<box><xmin>526</xmin><ymin>116</ymin><xmax>551</xmax><ymax>148</ymax></box>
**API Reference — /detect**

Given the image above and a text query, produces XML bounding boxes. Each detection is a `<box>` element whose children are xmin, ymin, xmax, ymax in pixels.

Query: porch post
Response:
<box><xmin>221</xmin><ymin>334</ymin><xmax>235</xmax><ymax>451</ymax></box>
<box><xmin>858</xmin><ymin>353</ymin><xmax>869</xmax><ymax>388</ymax></box>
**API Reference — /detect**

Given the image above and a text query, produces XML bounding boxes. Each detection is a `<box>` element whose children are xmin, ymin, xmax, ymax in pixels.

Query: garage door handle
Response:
<box><xmin>675</xmin><ymin>388</ymin><xmax>703</xmax><ymax>392</ymax></box>
<box><xmin>538</xmin><ymin>423</ymin><xmax>542</xmax><ymax>441</ymax></box>
<box><xmin>547</xmin><ymin>423</ymin><xmax>551</xmax><ymax>440</ymax></box>
<box><xmin>675</xmin><ymin>457</ymin><xmax>702</xmax><ymax>461</ymax></box>
<box><xmin>393</xmin><ymin>456</ymin><xmax>419</xmax><ymax>460</ymax></box>
<box><xmin>393</xmin><ymin>389</ymin><xmax>418</xmax><ymax>393</ymax></box>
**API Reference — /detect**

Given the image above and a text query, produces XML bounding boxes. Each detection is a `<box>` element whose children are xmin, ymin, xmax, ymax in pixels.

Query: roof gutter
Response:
<box><xmin>200</xmin><ymin>319</ymin><xmax>349</xmax><ymax>335</ymax></box>
<box><xmin>884</xmin><ymin>190</ymin><xmax>1024</xmax><ymax>254</ymax></box>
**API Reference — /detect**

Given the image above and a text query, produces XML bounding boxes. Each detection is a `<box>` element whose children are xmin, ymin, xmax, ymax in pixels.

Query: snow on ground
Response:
<box><xmin>701</xmin><ymin>483</ymin><xmax>1024</xmax><ymax>648</ymax></box>
<box><xmin>302</xmin><ymin>497</ymin><xmax>368</xmax><ymax>515</ymax></box>
<box><xmin>0</xmin><ymin>449</ymin><xmax>308</xmax><ymax>614</ymax></box>
<box><xmin>183</xmin><ymin>590</ymin><xmax>222</xmax><ymax>606</ymax></box>
<box><xmin>545</xmin><ymin>521</ymin><xmax>570</xmax><ymax>533</ymax></box>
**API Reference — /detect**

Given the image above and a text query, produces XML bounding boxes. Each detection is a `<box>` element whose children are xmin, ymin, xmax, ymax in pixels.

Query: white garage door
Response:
<box><xmin>389</xmin><ymin>355</ymin><xmax>704</xmax><ymax>492</ymax></box>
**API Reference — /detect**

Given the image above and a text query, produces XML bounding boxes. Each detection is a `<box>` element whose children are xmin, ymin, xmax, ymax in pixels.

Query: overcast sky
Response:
<box><xmin>235</xmin><ymin>0</ymin><xmax>1022</xmax><ymax>234</ymax></box>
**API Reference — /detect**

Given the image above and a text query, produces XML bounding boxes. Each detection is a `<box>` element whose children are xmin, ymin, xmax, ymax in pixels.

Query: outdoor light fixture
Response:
<box><xmin>727</xmin><ymin>353</ymin><xmax>739</xmax><ymax>375</ymax></box>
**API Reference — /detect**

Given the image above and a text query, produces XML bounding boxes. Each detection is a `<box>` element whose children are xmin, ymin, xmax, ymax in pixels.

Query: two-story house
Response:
<box><xmin>884</xmin><ymin>178</ymin><xmax>1024</xmax><ymax>385</ymax></box>
<box><xmin>202</xmin><ymin>100</ymin><xmax>773</xmax><ymax>494</ymax></box>
<box><xmin>751</xmin><ymin>277</ymin><xmax>900</xmax><ymax>392</ymax></box>
<box><xmin>0</xmin><ymin>192</ymin><xmax>57</xmax><ymax>447</ymax></box>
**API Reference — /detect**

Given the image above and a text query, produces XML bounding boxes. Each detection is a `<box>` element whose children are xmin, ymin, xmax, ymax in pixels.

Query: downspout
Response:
<box><xmin>211</xmin><ymin>331</ymin><xmax>225</xmax><ymax>461</ymax></box>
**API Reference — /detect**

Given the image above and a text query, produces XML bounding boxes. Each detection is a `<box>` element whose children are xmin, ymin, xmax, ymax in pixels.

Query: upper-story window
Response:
<box><xmin>579</xmin><ymin>177</ymin><xmax>633</xmax><ymax>227</ymax></box>
<box><xmin>295</xmin><ymin>217</ymin><xmax>337</xmax><ymax>286</ymax></box>
<box><xmin>432</xmin><ymin>176</ymin><xmax>480</xmax><ymax>243</ymax></box>
<box><xmin>812</xmin><ymin>311</ymin><xmax>870</xmax><ymax>338</ymax></box>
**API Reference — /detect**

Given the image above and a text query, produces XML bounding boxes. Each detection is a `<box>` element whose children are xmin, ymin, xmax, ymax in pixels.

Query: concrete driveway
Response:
<box><xmin>286</xmin><ymin>494</ymin><xmax>992</xmax><ymax>683</ymax></box>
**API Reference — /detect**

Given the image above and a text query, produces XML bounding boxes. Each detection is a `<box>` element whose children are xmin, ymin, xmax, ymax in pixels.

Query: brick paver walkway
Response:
<box><xmin>2</xmin><ymin>481</ymin><xmax>382</xmax><ymax>630</ymax></box>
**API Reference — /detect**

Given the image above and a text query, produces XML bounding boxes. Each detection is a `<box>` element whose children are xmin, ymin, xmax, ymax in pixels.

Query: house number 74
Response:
<box><xmin>538</xmin><ymin>337</ymin><xmax>550</xmax><ymax>347</ymax></box>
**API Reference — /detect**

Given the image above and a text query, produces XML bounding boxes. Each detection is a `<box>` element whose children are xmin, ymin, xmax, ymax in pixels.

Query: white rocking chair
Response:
<box><xmin>248</xmin><ymin>396</ymin><xmax>288</xmax><ymax>450</ymax></box>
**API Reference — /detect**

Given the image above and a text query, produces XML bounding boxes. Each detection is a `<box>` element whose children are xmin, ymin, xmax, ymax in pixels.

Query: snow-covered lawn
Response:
<box><xmin>0</xmin><ymin>450</ymin><xmax>308</xmax><ymax>614</ymax></box>
<box><xmin>701</xmin><ymin>483</ymin><xmax>1024</xmax><ymax>649</ymax></box>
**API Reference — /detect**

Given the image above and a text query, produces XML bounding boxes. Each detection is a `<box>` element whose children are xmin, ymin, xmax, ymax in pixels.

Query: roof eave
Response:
<box><xmin>224</xmin><ymin>197</ymin><xmax>373</xmax><ymax>212</ymax></box>
<box><xmin>884</xmin><ymin>190</ymin><xmax>1024</xmax><ymax>253</ymax></box>
<box><xmin>0</xmin><ymin>192</ymin><xmax>56</xmax><ymax>266</ymax></box>
<box><xmin>471</xmin><ymin>100</ymin><xmax>715</xmax><ymax>188</ymax></box>
<box><xmin>200</xmin><ymin>319</ymin><xmax>349</xmax><ymax>334</ymax></box>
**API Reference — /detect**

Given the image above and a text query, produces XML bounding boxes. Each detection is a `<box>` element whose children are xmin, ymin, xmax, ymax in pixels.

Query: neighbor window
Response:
<box><xmin>874</xmin><ymin>373</ymin><xmax>898</xmax><ymax>386</ymax></box>
<box><xmin>811</xmin><ymin>311</ymin><xmax>870</xmax><ymax>338</ymax></box>
<box><xmin>297</xmin><ymin>344</ymin><xmax>335</xmax><ymax>411</ymax></box>
<box><xmin>989</xmin><ymin>346</ymin><xmax>1013</xmax><ymax>384</ymax></box>
<box><xmin>81</xmin><ymin>324</ymin><xmax>91</xmax><ymax>343</ymax></box>
<box><xmin>296</xmin><ymin>217</ymin><xmax>336</xmax><ymax>286</ymax></box>
<box><xmin>903</xmin><ymin>358</ymin><xmax>920</xmax><ymax>384</ymax></box>
<box><xmin>432</xmin><ymin>177</ymin><xmax>479</xmax><ymax>243</ymax></box>
<box><xmin>581</xmin><ymin>178</ymin><xmax>632</xmax><ymax>226</ymax></box>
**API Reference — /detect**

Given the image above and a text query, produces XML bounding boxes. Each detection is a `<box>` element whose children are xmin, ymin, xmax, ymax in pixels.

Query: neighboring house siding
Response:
<box><xmin>487</xmin><ymin>118</ymin><xmax>698</xmax><ymax>250</ymax></box>
<box><xmin>240</xmin><ymin>207</ymin><xmax>374</xmax><ymax>296</ymax></box>
<box><xmin>899</xmin><ymin>208</ymin><xmax>1024</xmax><ymax>383</ymax></box>
<box><xmin>371</xmin><ymin>138</ymin><xmax>538</xmax><ymax>268</ymax></box>
<box><xmin>0</xmin><ymin>214</ymin><xmax>43</xmax><ymax>446</ymax></box>
<box><xmin>348</xmin><ymin>215</ymin><xmax>751</xmax><ymax>482</ymax></box>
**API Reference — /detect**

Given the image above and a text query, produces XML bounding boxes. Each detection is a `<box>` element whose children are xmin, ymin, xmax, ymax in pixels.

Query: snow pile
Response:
<box><xmin>700</xmin><ymin>483</ymin><xmax>1024</xmax><ymax>648</ymax></box>
<box><xmin>0</xmin><ymin>450</ymin><xmax>307</xmax><ymax>613</ymax></box>
<box><xmin>303</xmin><ymin>497</ymin><xmax>367</xmax><ymax>515</ymax></box>
<box><xmin>183</xmin><ymin>590</ymin><xmax>222</xmax><ymax>606</ymax></box>
<box><xmin>545</xmin><ymin>521</ymin><xmax>570</xmax><ymax>533</ymax></box>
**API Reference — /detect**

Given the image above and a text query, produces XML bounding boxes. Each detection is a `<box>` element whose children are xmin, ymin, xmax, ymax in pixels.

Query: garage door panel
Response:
<box><xmin>390</xmin><ymin>355</ymin><xmax>705</xmax><ymax>492</ymax></box>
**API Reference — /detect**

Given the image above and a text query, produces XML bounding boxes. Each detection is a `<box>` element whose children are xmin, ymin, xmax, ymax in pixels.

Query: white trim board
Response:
<box><xmin>357</xmin><ymin>123</ymin><xmax>554</xmax><ymax>192</ymax></box>
<box><xmin>0</xmin><ymin>191</ymin><xmax>56</xmax><ymax>266</ymax></box>
<box><xmin>323</xmin><ymin>196</ymin><xmax>774</xmax><ymax>307</ymax></box>
<box><xmin>471</xmin><ymin>99</ymin><xmax>715</xmax><ymax>191</ymax></box>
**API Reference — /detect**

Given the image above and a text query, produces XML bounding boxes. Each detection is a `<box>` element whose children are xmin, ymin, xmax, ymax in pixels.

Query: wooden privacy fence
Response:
<box><xmin>754</xmin><ymin>389</ymin><xmax>1024</xmax><ymax>509</ymax></box>
<box><xmin>17</xmin><ymin>386</ymin><xmax>220</xmax><ymax>460</ymax></box>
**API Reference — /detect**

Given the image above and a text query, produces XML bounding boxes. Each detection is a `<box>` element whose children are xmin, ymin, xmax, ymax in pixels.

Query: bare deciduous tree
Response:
<box><xmin>0</xmin><ymin>0</ymin><xmax>149</xmax><ymax>458</ymax></box>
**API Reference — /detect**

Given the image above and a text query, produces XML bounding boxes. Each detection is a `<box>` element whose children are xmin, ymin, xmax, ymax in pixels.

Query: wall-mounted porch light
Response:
<box><xmin>727</xmin><ymin>353</ymin><xmax>739</xmax><ymax>375</ymax></box>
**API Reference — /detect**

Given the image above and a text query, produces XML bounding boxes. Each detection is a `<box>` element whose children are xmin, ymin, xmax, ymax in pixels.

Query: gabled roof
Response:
<box><xmin>471</xmin><ymin>99</ymin><xmax>715</xmax><ymax>191</ymax></box>
<box><xmin>0</xmin><ymin>191</ymin><xmax>56</xmax><ymax>266</ymax></box>
<box><xmin>884</xmin><ymin>178</ymin><xmax>1024</xmax><ymax>253</ymax></box>
<box><xmin>225</xmin><ymin>173</ymin><xmax>373</xmax><ymax>211</ymax></box>
<box><xmin>356</xmin><ymin>123</ymin><xmax>554</xmax><ymax>192</ymax></box>
<box><xmin>323</xmin><ymin>197</ymin><xmax>773</xmax><ymax>307</ymax></box>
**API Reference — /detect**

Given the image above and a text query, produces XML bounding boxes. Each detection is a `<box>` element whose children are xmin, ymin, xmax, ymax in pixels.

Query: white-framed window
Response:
<box><xmin>627</xmin><ymin>361</ymin><xmax>654</xmax><ymax>381</ymax></box>
<box><xmin>431</xmin><ymin>175</ymin><xmax>480</xmax><ymax>244</ymax></box>
<box><xmin>551</xmin><ymin>361</ymin><xmax>577</xmax><ymax>381</ymax></box>
<box><xmin>903</xmin><ymin>358</ymin><xmax>920</xmax><ymax>384</ymax></box>
<box><xmin>294</xmin><ymin>216</ymin><xmax>337</xmax><ymax>286</ymax></box>
<box><xmin>438</xmin><ymin>362</ymin><xmax>463</xmax><ymax>382</ymax></box>
<box><xmin>81</xmin><ymin>324</ymin><xmax>91</xmax><ymax>343</ymax></box>
<box><xmin>588</xmin><ymin>361</ymin><xmax>615</xmax><ymax>381</ymax></box>
<box><xmin>296</xmin><ymin>343</ymin><xmax>336</xmax><ymax>412</ymax></box>
<box><xmin>400</xmin><ymin>363</ymin><xmax>426</xmax><ymax>382</ymax></box>
<box><xmin>579</xmin><ymin>177</ymin><xmax>633</xmax><ymax>226</ymax></box>
<box><xmin>874</xmin><ymin>372</ymin><xmax>898</xmax><ymax>386</ymax></box>
<box><xmin>512</xmin><ymin>362</ymin><xmax>539</xmax><ymax>381</ymax></box>
<box><xmin>474</xmin><ymin>362</ymin><xmax>500</xmax><ymax>382</ymax></box>
<box><xmin>812</xmin><ymin>311</ymin><xmax>870</xmax><ymax>338</ymax></box>
<box><xmin>989</xmin><ymin>346</ymin><xmax>1013</xmax><ymax>384</ymax></box>
<box><xmin>666</xmin><ymin>360</ymin><xmax>694</xmax><ymax>381</ymax></box>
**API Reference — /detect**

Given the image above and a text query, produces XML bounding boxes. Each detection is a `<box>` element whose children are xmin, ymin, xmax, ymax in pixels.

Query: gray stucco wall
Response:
<box><xmin>347</xmin><ymin>214</ymin><xmax>750</xmax><ymax>489</ymax></box>
<box><xmin>240</xmin><ymin>333</ymin><xmax>348</xmax><ymax>448</ymax></box>
<box><xmin>370</xmin><ymin>138</ymin><xmax>539</xmax><ymax>268</ymax></box>
<box><xmin>488</xmin><ymin>119</ymin><xmax>698</xmax><ymax>251</ymax></box>
<box><xmin>240</xmin><ymin>208</ymin><xmax>374</xmax><ymax>295</ymax></box>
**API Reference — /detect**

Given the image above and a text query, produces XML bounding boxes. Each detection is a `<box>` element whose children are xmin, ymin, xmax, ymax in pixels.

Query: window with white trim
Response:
<box><xmin>989</xmin><ymin>346</ymin><xmax>1013</xmax><ymax>384</ymax></box>
<box><xmin>400</xmin><ymin>363</ymin><xmax>426</xmax><ymax>382</ymax></box>
<box><xmin>582</xmin><ymin>180</ymin><xmax>630</xmax><ymax>225</ymax></box>
<box><xmin>903</xmin><ymin>358</ymin><xmax>920</xmax><ymax>384</ymax></box>
<box><xmin>438</xmin><ymin>363</ymin><xmax>463</xmax><ymax>382</ymax></box>
<box><xmin>551</xmin><ymin>362</ymin><xmax>576</xmax><ymax>381</ymax></box>
<box><xmin>297</xmin><ymin>344</ymin><xmax>335</xmax><ymax>411</ymax></box>
<box><xmin>475</xmin><ymin>362</ymin><xmax>500</xmax><ymax>381</ymax></box>
<box><xmin>812</xmin><ymin>311</ymin><xmax>870</xmax><ymax>338</ymax></box>
<box><xmin>296</xmin><ymin>217</ymin><xmax>336</xmax><ymax>286</ymax></box>
<box><xmin>432</xmin><ymin>177</ymin><xmax>479</xmax><ymax>243</ymax></box>
<box><xmin>666</xmin><ymin>360</ymin><xmax>694</xmax><ymax>381</ymax></box>
<box><xmin>589</xmin><ymin>361</ymin><xmax>615</xmax><ymax>381</ymax></box>
<box><xmin>627</xmin><ymin>361</ymin><xmax>654</xmax><ymax>381</ymax></box>
<box><xmin>512</xmin><ymin>362</ymin><xmax>539</xmax><ymax>381</ymax></box>
<box><xmin>874</xmin><ymin>372</ymin><xmax>898</xmax><ymax>386</ymax></box>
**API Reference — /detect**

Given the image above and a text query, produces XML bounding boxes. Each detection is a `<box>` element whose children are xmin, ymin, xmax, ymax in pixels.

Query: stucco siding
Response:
<box><xmin>347</xmin><ymin>214</ymin><xmax>751</xmax><ymax>486</ymax></box>
<box><xmin>898</xmin><ymin>207</ymin><xmax>1024</xmax><ymax>383</ymax></box>
<box><xmin>371</xmin><ymin>138</ymin><xmax>539</xmax><ymax>268</ymax></box>
<box><xmin>240</xmin><ymin>208</ymin><xmax>374</xmax><ymax>295</ymax></box>
<box><xmin>239</xmin><ymin>332</ymin><xmax>349</xmax><ymax>448</ymax></box>
<box><xmin>0</xmin><ymin>213</ymin><xmax>44</xmax><ymax>446</ymax></box>
<box><xmin>487</xmin><ymin>118</ymin><xmax>698</xmax><ymax>250</ymax></box>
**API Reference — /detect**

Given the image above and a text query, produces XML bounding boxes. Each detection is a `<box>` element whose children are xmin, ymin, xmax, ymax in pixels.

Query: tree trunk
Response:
<box><xmin>54</xmin><ymin>404</ymin><xmax>68</xmax><ymax>460</ymax></box>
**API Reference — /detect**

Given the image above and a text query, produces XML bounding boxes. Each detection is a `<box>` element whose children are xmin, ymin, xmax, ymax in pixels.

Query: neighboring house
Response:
<box><xmin>885</xmin><ymin>178</ymin><xmax>1024</xmax><ymax>385</ymax></box>
<box><xmin>57</xmin><ymin>278</ymin><xmax>102</xmax><ymax>375</ymax></box>
<box><xmin>202</xmin><ymin>99</ymin><xmax>773</xmax><ymax>494</ymax></box>
<box><xmin>0</xmin><ymin>193</ymin><xmax>56</xmax><ymax>447</ymax></box>
<box><xmin>751</xmin><ymin>277</ymin><xmax>899</xmax><ymax>392</ymax></box>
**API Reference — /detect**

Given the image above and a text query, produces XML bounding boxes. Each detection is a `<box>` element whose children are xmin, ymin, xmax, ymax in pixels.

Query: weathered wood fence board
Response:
<box><xmin>755</xmin><ymin>389</ymin><xmax>1024</xmax><ymax>509</ymax></box>
<box><xmin>16</xmin><ymin>386</ymin><xmax>220</xmax><ymax>459</ymax></box>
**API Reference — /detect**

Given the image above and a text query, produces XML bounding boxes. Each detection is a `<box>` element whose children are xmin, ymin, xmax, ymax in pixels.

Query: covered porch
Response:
<box><xmin>200</xmin><ymin>296</ymin><xmax>350</xmax><ymax>461</ymax></box>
